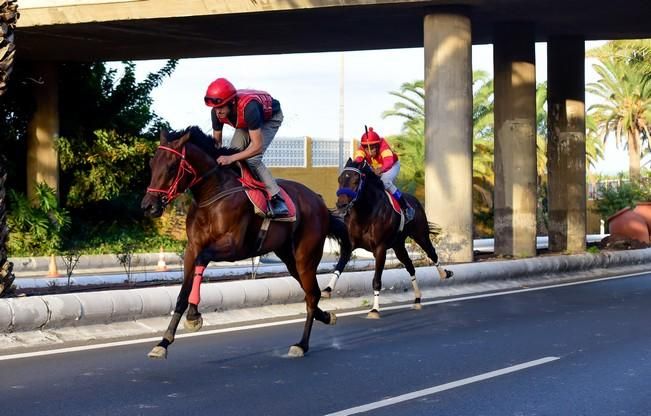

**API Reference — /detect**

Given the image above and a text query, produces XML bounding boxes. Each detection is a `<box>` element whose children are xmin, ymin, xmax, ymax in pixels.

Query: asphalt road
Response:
<box><xmin>2</xmin><ymin>272</ymin><xmax>651</xmax><ymax>416</ymax></box>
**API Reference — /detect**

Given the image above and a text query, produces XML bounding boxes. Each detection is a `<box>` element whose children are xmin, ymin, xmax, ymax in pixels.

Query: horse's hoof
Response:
<box><xmin>321</xmin><ymin>288</ymin><xmax>332</xmax><ymax>299</ymax></box>
<box><xmin>328</xmin><ymin>312</ymin><xmax>337</xmax><ymax>325</ymax></box>
<box><xmin>367</xmin><ymin>310</ymin><xmax>381</xmax><ymax>319</ymax></box>
<box><xmin>148</xmin><ymin>346</ymin><xmax>168</xmax><ymax>360</ymax></box>
<box><xmin>412</xmin><ymin>302</ymin><xmax>422</xmax><ymax>310</ymax></box>
<box><xmin>287</xmin><ymin>345</ymin><xmax>305</xmax><ymax>358</ymax></box>
<box><xmin>437</xmin><ymin>266</ymin><xmax>454</xmax><ymax>280</ymax></box>
<box><xmin>183</xmin><ymin>316</ymin><xmax>203</xmax><ymax>332</ymax></box>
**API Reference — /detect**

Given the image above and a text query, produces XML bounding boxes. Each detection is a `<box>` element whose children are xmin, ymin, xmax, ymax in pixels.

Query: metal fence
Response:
<box><xmin>223</xmin><ymin>135</ymin><xmax>354</xmax><ymax>167</ymax></box>
<box><xmin>588</xmin><ymin>178</ymin><xmax>651</xmax><ymax>200</ymax></box>
<box><xmin>311</xmin><ymin>139</ymin><xmax>354</xmax><ymax>167</ymax></box>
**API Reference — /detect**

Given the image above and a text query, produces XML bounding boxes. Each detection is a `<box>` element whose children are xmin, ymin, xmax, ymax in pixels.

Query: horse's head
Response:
<box><xmin>141</xmin><ymin>129</ymin><xmax>195</xmax><ymax>217</ymax></box>
<box><xmin>335</xmin><ymin>158</ymin><xmax>369</xmax><ymax>214</ymax></box>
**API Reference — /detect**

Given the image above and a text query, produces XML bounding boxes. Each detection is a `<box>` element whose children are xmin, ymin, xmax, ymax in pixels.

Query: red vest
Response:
<box><xmin>217</xmin><ymin>89</ymin><xmax>273</xmax><ymax>129</ymax></box>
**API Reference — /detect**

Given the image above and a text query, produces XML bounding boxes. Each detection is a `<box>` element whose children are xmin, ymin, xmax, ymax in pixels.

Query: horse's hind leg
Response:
<box><xmin>276</xmin><ymin>246</ymin><xmax>335</xmax><ymax>358</ymax></box>
<box><xmin>392</xmin><ymin>243</ymin><xmax>422</xmax><ymax>310</ymax></box>
<box><xmin>411</xmin><ymin>230</ymin><xmax>453</xmax><ymax>280</ymax></box>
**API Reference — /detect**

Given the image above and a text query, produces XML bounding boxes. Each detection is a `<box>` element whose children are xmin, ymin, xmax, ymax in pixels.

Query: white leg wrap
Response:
<box><xmin>372</xmin><ymin>290</ymin><xmax>380</xmax><ymax>311</ymax></box>
<box><xmin>435</xmin><ymin>262</ymin><xmax>447</xmax><ymax>279</ymax></box>
<box><xmin>410</xmin><ymin>275</ymin><xmax>421</xmax><ymax>299</ymax></box>
<box><xmin>327</xmin><ymin>270</ymin><xmax>341</xmax><ymax>290</ymax></box>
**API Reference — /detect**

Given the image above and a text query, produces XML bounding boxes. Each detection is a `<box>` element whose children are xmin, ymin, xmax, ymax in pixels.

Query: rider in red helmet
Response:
<box><xmin>204</xmin><ymin>77</ymin><xmax>288</xmax><ymax>217</ymax></box>
<box><xmin>354</xmin><ymin>127</ymin><xmax>414</xmax><ymax>220</ymax></box>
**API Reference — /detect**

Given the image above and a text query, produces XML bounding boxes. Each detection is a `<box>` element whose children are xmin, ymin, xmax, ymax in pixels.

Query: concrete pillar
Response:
<box><xmin>547</xmin><ymin>37</ymin><xmax>586</xmax><ymax>253</ymax></box>
<box><xmin>424</xmin><ymin>11</ymin><xmax>473</xmax><ymax>263</ymax></box>
<box><xmin>493</xmin><ymin>23</ymin><xmax>537</xmax><ymax>257</ymax></box>
<box><xmin>26</xmin><ymin>62</ymin><xmax>59</xmax><ymax>200</ymax></box>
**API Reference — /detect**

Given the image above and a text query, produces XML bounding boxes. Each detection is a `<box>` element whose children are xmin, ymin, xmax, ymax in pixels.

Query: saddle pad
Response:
<box><xmin>244</xmin><ymin>187</ymin><xmax>296</xmax><ymax>221</ymax></box>
<box><xmin>385</xmin><ymin>190</ymin><xmax>402</xmax><ymax>215</ymax></box>
<box><xmin>385</xmin><ymin>190</ymin><xmax>405</xmax><ymax>231</ymax></box>
<box><xmin>237</xmin><ymin>161</ymin><xmax>296</xmax><ymax>221</ymax></box>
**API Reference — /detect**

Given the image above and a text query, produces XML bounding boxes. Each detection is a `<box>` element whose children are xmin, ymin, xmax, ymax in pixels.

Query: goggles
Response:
<box><xmin>204</xmin><ymin>96</ymin><xmax>227</xmax><ymax>106</ymax></box>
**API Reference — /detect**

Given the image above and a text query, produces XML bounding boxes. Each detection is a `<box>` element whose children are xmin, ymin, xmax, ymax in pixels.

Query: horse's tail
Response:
<box><xmin>428</xmin><ymin>222</ymin><xmax>442</xmax><ymax>237</ymax></box>
<box><xmin>327</xmin><ymin>211</ymin><xmax>352</xmax><ymax>274</ymax></box>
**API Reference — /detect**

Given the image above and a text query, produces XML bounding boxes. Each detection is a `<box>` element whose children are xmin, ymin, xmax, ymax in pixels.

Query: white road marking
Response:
<box><xmin>0</xmin><ymin>270</ymin><xmax>647</xmax><ymax>361</ymax></box>
<box><xmin>324</xmin><ymin>356</ymin><xmax>561</xmax><ymax>416</ymax></box>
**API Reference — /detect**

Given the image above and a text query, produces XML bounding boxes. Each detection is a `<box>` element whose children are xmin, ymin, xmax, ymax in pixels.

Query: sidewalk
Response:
<box><xmin>9</xmin><ymin>235</ymin><xmax>608</xmax><ymax>280</ymax></box>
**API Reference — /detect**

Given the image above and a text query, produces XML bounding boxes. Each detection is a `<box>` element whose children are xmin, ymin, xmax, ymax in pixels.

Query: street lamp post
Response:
<box><xmin>338</xmin><ymin>52</ymin><xmax>345</xmax><ymax>172</ymax></box>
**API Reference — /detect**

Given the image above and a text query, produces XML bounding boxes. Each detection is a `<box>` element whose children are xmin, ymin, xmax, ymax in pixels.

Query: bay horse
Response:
<box><xmin>141</xmin><ymin>126</ymin><xmax>351</xmax><ymax>359</ymax></box>
<box><xmin>323</xmin><ymin>158</ymin><xmax>453</xmax><ymax>318</ymax></box>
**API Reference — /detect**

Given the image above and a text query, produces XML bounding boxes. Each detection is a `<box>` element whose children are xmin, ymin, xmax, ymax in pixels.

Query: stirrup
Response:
<box><xmin>405</xmin><ymin>206</ymin><xmax>415</xmax><ymax>221</ymax></box>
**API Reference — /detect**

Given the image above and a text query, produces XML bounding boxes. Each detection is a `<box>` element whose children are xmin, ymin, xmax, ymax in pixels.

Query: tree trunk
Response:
<box><xmin>628</xmin><ymin>129</ymin><xmax>641</xmax><ymax>181</ymax></box>
<box><xmin>0</xmin><ymin>158</ymin><xmax>14</xmax><ymax>296</ymax></box>
<box><xmin>0</xmin><ymin>0</ymin><xmax>18</xmax><ymax>296</ymax></box>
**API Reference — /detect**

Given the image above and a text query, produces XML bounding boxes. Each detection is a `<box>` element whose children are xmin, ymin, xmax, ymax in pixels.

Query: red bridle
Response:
<box><xmin>146</xmin><ymin>145</ymin><xmax>202</xmax><ymax>204</ymax></box>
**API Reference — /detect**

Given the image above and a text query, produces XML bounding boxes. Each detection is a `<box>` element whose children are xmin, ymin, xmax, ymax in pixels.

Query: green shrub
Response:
<box><xmin>594</xmin><ymin>180</ymin><xmax>651</xmax><ymax>219</ymax></box>
<box><xmin>7</xmin><ymin>183</ymin><xmax>71</xmax><ymax>256</ymax></box>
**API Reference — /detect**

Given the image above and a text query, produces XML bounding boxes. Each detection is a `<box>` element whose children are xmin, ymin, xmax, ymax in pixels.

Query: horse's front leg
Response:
<box><xmin>148</xmin><ymin>246</ymin><xmax>203</xmax><ymax>360</ymax></box>
<box><xmin>368</xmin><ymin>248</ymin><xmax>387</xmax><ymax>319</ymax></box>
<box><xmin>392</xmin><ymin>243</ymin><xmax>422</xmax><ymax>310</ymax></box>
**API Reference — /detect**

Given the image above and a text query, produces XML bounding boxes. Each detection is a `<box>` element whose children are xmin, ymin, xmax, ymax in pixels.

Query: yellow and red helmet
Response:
<box><xmin>204</xmin><ymin>78</ymin><xmax>237</xmax><ymax>107</ymax></box>
<box><xmin>360</xmin><ymin>127</ymin><xmax>381</xmax><ymax>146</ymax></box>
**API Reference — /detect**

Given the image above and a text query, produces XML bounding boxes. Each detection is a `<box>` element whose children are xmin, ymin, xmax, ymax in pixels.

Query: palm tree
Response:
<box><xmin>586</xmin><ymin>47</ymin><xmax>651</xmax><ymax>181</ymax></box>
<box><xmin>0</xmin><ymin>0</ymin><xmax>18</xmax><ymax>296</ymax></box>
<box><xmin>383</xmin><ymin>73</ymin><xmax>497</xmax><ymax>234</ymax></box>
<box><xmin>382</xmin><ymin>80</ymin><xmax>426</xmax><ymax>198</ymax></box>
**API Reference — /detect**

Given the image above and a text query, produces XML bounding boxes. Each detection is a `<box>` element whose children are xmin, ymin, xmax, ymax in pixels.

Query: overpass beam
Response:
<box><xmin>493</xmin><ymin>23</ymin><xmax>537</xmax><ymax>257</ymax></box>
<box><xmin>424</xmin><ymin>11</ymin><xmax>473</xmax><ymax>263</ymax></box>
<box><xmin>547</xmin><ymin>37</ymin><xmax>586</xmax><ymax>253</ymax></box>
<box><xmin>26</xmin><ymin>61</ymin><xmax>60</xmax><ymax>201</ymax></box>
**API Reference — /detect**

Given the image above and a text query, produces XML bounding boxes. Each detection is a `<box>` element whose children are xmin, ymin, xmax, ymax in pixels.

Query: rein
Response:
<box><xmin>147</xmin><ymin>144</ymin><xmax>239</xmax><ymax>208</ymax></box>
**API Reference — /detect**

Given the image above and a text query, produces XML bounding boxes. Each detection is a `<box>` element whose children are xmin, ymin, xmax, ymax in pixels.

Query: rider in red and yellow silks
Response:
<box><xmin>354</xmin><ymin>127</ymin><xmax>414</xmax><ymax>220</ymax></box>
<box><xmin>204</xmin><ymin>77</ymin><xmax>288</xmax><ymax>217</ymax></box>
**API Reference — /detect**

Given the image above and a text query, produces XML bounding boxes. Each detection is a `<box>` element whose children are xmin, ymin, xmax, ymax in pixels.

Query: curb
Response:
<box><xmin>1</xmin><ymin>248</ymin><xmax>650</xmax><ymax>334</ymax></box>
<box><xmin>7</xmin><ymin>235</ymin><xmax>609</xmax><ymax>277</ymax></box>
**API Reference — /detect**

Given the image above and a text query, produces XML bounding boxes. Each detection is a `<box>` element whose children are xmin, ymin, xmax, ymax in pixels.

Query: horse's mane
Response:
<box><xmin>347</xmin><ymin>159</ymin><xmax>384</xmax><ymax>192</ymax></box>
<box><xmin>166</xmin><ymin>125</ymin><xmax>240</xmax><ymax>158</ymax></box>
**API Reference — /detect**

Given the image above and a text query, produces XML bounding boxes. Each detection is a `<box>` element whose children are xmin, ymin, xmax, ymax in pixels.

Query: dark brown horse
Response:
<box><xmin>141</xmin><ymin>126</ymin><xmax>351</xmax><ymax>359</ymax></box>
<box><xmin>323</xmin><ymin>158</ymin><xmax>452</xmax><ymax>318</ymax></box>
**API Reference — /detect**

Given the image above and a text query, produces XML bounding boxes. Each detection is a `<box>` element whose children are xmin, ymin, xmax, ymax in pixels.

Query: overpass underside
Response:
<box><xmin>14</xmin><ymin>0</ymin><xmax>651</xmax><ymax>262</ymax></box>
<box><xmin>16</xmin><ymin>0</ymin><xmax>651</xmax><ymax>61</ymax></box>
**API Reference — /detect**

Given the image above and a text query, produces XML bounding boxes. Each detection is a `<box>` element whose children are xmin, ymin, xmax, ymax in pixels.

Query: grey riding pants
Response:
<box><xmin>230</xmin><ymin>109</ymin><xmax>284</xmax><ymax>196</ymax></box>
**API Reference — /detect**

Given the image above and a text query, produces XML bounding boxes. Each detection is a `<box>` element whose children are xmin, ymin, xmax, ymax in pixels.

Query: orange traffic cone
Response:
<box><xmin>47</xmin><ymin>254</ymin><xmax>60</xmax><ymax>277</ymax></box>
<box><xmin>155</xmin><ymin>247</ymin><xmax>168</xmax><ymax>272</ymax></box>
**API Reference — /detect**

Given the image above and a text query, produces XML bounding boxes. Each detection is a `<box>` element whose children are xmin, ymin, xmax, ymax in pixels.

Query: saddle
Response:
<box><xmin>385</xmin><ymin>191</ymin><xmax>408</xmax><ymax>231</ymax></box>
<box><xmin>237</xmin><ymin>162</ymin><xmax>296</xmax><ymax>222</ymax></box>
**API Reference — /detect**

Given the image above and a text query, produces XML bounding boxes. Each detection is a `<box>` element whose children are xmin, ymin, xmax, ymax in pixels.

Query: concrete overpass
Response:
<box><xmin>17</xmin><ymin>0</ymin><xmax>651</xmax><ymax>60</ymax></box>
<box><xmin>15</xmin><ymin>0</ymin><xmax>651</xmax><ymax>262</ymax></box>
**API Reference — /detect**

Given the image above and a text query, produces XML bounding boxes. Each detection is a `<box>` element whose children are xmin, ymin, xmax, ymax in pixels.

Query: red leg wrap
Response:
<box><xmin>188</xmin><ymin>265</ymin><xmax>206</xmax><ymax>305</ymax></box>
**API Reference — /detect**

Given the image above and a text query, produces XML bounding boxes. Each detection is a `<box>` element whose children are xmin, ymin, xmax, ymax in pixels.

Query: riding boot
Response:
<box><xmin>269</xmin><ymin>193</ymin><xmax>289</xmax><ymax>218</ymax></box>
<box><xmin>398</xmin><ymin>195</ymin><xmax>415</xmax><ymax>221</ymax></box>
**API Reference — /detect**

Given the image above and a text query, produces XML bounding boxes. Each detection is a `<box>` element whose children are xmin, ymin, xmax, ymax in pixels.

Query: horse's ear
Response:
<box><xmin>160</xmin><ymin>130</ymin><xmax>169</xmax><ymax>145</ymax></box>
<box><xmin>178</xmin><ymin>131</ymin><xmax>192</xmax><ymax>146</ymax></box>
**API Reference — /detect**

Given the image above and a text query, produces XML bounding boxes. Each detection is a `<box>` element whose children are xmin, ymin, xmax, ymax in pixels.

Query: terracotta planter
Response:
<box><xmin>607</xmin><ymin>207</ymin><xmax>650</xmax><ymax>243</ymax></box>
<box><xmin>633</xmin><ymin>202</ymin><xmax>651</xmax><ymax>229</ymax></box>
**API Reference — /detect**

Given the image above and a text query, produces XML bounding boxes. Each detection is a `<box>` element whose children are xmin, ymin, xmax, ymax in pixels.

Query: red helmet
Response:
<box><xmin>360</xmin><ymin>127</ymin><xmax>381</xmax><ymax>145</ymax></box>
<box><xmin>204</xmin><ymin>78</ymin><xmax>237</xmax><ymax>107</ymax></box>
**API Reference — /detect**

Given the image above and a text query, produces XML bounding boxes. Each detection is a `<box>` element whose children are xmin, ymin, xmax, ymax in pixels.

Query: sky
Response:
<box><xmin>129</xmin><ymin>41</ymin><xmax>636</xmax><ymax>175</ymax></box>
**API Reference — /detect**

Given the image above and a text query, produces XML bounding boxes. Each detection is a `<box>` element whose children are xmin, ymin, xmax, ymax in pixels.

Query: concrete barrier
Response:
<box><xmin>1</xmin><ymin>248</ymin><xmax>650</xmax><ymax>333</ymax></box>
